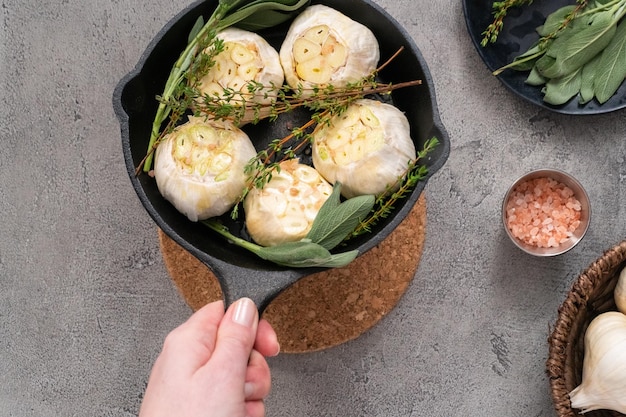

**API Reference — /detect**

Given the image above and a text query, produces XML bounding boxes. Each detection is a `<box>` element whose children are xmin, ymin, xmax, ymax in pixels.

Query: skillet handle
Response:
<box><xmin>208</xmin><ymin>262</ymin><xmax>311</xmax><ymax>314</ymax></box>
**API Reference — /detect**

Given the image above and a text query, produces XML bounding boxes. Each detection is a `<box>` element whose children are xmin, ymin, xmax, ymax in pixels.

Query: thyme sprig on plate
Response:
<box><xmin>482</xmin><ymin>0</ymin><xmax>535</xmax><ymax>46</ymax></box>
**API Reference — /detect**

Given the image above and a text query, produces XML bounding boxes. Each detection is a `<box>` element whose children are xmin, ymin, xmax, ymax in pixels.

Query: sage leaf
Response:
<box><xmin>317</xmin><ymin>181</ymin><xmax>342</xmax><ymax>214</ymax></box>
<box><xmin>233</xmin><ymin>9</ymin><xmax>301</xmax><ymax>31</ymax></box>
<box><xmin>188</xmin><ymin>16</ymin><xmax>205</xmax><ymax>44</ymax></box>
<box><xmin>537</xmin><ymin>5</ymin><xmax>577</xmax><ymax>37</ymax></box>
<box><xmin>579</xmin><ymin>53</ymin><xmax>601</xmax><ymax>104</ymax></box>
<box><xmin>307</xmin><ymin>191</ymin><xmax>375</xmax><ymax>250</ymax></box>
<box><xmin>545</xmin><ymin>26</ymin><xmax>578</xmax><ymax>59</ymax></box>
<box><xmin>536</xmin><ymin>54</ymin><xmax>561</xmax><ymax>78</ymax></box>
<box><xmin>526</xmin><ymin>65</ymin><xmax>547</xmax><ymax>86</ymax></box>
<box><xmin>255</xmin><ymin>241</ymin><xmax>357</xmax><ymax>268</ymax></box>
<box><xmin>594</xmin><ymin>19</ymin><xmax>626</xmax><ymax>104</ymax></box>
<box><xmin>315</xmin><ymin>250</ymin><xmax>359</xmax><ymax>268</ymax></box>
<box><xmin>255</xmin><ymin>241</ymin><xmax>331</xmax><ymax>264</ymax></box>
<box><xmin>218</xmin><ymin>0</ymin><xmax>310</xmax><ymax>31</ymax></box>
<box><xmin>542</xmin><ymin>66</ymin><xmax>583</xmax><ymax>105</ymax></box>
<box><xmin>509</xmin><ymin>42</ymin><xmax>546</xmax><ymax>72</ymax></box>
<box><xmin>304</xmin><ymin>181</ymin><xmax>342</xmax><ymax>247</ymax></box>
<box><xmin>553</xmin><ymin>11</ymin><xmax>617</xmax><ymax>77</ymax></box>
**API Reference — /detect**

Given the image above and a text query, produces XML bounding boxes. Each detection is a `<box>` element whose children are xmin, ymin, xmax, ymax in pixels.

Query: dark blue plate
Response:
<box><xmin>463</xmin><ymin>0</ymin><xmax>626</xmax><ymax>114</ymax></box>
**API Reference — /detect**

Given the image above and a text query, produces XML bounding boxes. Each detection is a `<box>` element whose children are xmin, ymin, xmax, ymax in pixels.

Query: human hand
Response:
<box><xmin>139</xmin><ymin>298</ymin><xmax>280</xmax><ymax>417</ymax></box>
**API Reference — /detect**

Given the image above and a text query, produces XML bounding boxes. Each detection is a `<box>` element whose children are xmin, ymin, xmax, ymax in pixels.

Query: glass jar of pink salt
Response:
<box><xmin>502</xmin><ymin>169</ymin><xmax>591</xmax><ymax>256</ymax></box>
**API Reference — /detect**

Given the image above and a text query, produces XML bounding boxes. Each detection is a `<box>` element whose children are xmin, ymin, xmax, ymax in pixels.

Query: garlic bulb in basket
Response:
<box><xmin>568</xmin><ymin>311</ymin><xmax>626</xmax><ymax>414</ymax></box>
<box><xmin>243</xmin><ymin>160</ymin><xmax>333</xmax><ymax>247</ymax></box>
<box><xmin>154</xmin><ymin>117</ymin><xmax>256</xmax><ymax>222</ymax></box>
<box><xmin>279</xmin><ymin>5</ymin><xmax>379</xmax><ymax>93</ymax></box>
<box><xmin>197</xmin><ymin>27</ymin><xmax>283</xmax><ymax>112</ymax></box>
<box><xmin>311</xmin><ymin>99</ymin><xmax>416</xmax><ymax>199</ymax></box>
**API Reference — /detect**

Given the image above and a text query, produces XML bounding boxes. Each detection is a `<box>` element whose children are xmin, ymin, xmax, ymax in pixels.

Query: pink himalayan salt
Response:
<box><xmin>505</xmin><ymin>176</ymin><xmax>582</xmax><ymax>248</ymax></box>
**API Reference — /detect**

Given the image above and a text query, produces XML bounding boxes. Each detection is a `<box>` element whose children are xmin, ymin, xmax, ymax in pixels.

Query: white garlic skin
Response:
<box><xmin>615</xmin><ymin>266</ymin><xmax>626</xmax><ymax>315</ymax></box>
<box><xmin>243</xmin><ymin>160</ymin><xmax>333</xmax><ymax>247</ymax></box>
<box><xmin>154</xmin><ymin>117</ymin><xmax>257</xmax><ymax>222</ymax></box>
<box><xmin>569</xmin><ymin>311</ymin><xmax>626</xmax><ymax>414</ymax></box>
<box><xmin>197</xmin><ymin>27</ymin><xmax>284</xmax><ymax>106</ymax></box>
<box><xmin>279</xmin><ymin>4</ymin><xmax>380</xmax><ymax>93</ymax></box>
<box><xmin>311</xmin><ymin>99</ymin><xmax>416</xmax><ymax>199</ymax></box>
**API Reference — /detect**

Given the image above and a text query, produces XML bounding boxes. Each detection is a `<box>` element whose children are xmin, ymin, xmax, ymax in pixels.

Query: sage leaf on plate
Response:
<box><xmin>542</xmin><ymin>66</ymin><xmax>583</xmax><ymax>105</ymax></box>
<box><xmin>306</xmin><ymin>183</ymin><xmax>375</xmax><ymax>251</ymax></box>
<box><xmin>536</xmin><ymin>54</ymin><xmax>560</xmax><ymax>78</ymax></box>
<box><xmin>551</xmin><ymin>11</ymin><xmax>616</xmax><ymax>78</ymax></box>
<box><xmin>488</xmin><ymin>0</ymin><xmax>626</xmax><ymax>106</ymax></box>
<box><xmin>594</xmin><ymin>18</ymin><xmax>626</xmax><ymax>103</ymax></box>
<box><xmin>526</xmin><ymin>65</ymin><xmax>547</xmax><ymax>86</ymax></box>
<box><xmin>509</xmin><ymin>42</ymin><xmax>546</xmax><ymax>72</ymax></box>
<box><xmin>537</xmin><ymin>5</ymin><xmax>577</xmax><ymax>37</ymax></box>
<box><xmin>579</xmin><ymin>53</ymin><xmax>602</xmax><ymax>104</ymax></box>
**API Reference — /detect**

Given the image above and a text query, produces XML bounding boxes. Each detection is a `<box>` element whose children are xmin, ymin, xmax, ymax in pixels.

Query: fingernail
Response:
<box><xmin>244</xmin><ymin>382</ymin><xmax>255</xmax><ymax>399</ymax></box>
<box><xmin>232</xmin><ymin>298</ymin><xmax>257</xmax><ymax>328</ymax></box>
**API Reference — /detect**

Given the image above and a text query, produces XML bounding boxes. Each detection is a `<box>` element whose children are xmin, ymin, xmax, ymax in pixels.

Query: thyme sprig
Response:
<box><xmin>194</xmin><ymin>76</ymin><xmax>422</xmax><ymax>126</ymax></box>
<box><xmin>482</xmin><ymin>0</ymin><xmax>535</xmax><ymax>46</ymax></box>
<box><xmin>228</xmin><ymin>78</ymin><xmax>423</xmax><ymax>218</ymax></box>
<box><xmin>347</xmin><ymin>136</ymin><xmax>440</xmax><ymax>239</ymax></box>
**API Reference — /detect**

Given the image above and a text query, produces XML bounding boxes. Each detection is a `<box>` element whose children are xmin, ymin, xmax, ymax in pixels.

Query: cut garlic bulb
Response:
<box><xmin>279</xmin><ymin>5</ymin><xmax>379</xmax><ymax>93</ymax></box>
<box><xmin>197</xmin><ymin>27</ymin><xmax>284</xmax><ymax>108</ymax></box>
<box><xmin>569</xmin><ymin>311</ymin><xmax>626</xmax><ymax>414</ymax></box>
<box><xmin>311</xmin><ymin>99</ymin><xmax>416</xmax><ymax>199</ymax></box>
<box><xmin>615</xmin><ymin>266</ymin><xmax>626</xmax><ymax>315</ymax></box>
<box><xmin>243</xmin><ymin>160</ymin><xmax>333</xmax><ymax>247</ymax></box>
<box><xmin>153</xmin><ymin>117</ymin><xmax>257</xmax><ymax>222</ymax></box>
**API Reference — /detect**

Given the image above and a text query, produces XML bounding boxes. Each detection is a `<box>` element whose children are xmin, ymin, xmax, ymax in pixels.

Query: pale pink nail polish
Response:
<box><xmin>233</xmin><ymin>298</ymin><xmax>257</xmax><ymax>328</ymax></box>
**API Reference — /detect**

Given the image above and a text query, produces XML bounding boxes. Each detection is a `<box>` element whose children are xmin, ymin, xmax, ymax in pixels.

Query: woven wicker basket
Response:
<box><xmin>547</xmin><ymin>240</ymin><xmax>626</xmax><ymax>417</ymax></box>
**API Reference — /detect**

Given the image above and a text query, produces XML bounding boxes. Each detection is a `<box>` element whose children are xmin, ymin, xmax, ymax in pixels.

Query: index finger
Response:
<box><xmin>161</xmin><ymin>300</ymin><xmax>225</xmax><ymax>373</ymax></box>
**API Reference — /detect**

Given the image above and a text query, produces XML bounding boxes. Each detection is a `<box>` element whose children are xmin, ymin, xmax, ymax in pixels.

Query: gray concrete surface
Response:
<box><xmin>1</xmin><ymin>0</ymin><xmax>625</xmax><ymax>416</ymax></box>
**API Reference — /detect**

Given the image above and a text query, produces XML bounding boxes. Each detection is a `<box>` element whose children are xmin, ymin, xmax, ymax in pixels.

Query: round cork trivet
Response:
<box><xmin>158</xmin><ymin>194</ymin><xmax>427</xmax><ymax>353</ymax></box>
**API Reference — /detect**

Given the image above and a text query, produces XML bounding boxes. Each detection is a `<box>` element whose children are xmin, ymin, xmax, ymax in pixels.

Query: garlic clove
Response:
<box><xmin>569</xmin><ymin>311</ymin><xmax>626</xmax><ymax>414</ymax></box>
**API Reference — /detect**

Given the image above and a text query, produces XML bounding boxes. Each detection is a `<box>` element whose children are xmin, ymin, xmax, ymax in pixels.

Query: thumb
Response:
<box><xmin>210</xmin><ymin>298</ymin><xmax>259</xmax><ymax>376</ymax></box>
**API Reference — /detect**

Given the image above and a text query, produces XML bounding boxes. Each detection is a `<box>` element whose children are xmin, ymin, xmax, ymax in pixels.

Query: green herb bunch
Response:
<box><xmin>484</xmin><ymin>0</ymin><xmax>626</xmax><ymax>105</ymax></box>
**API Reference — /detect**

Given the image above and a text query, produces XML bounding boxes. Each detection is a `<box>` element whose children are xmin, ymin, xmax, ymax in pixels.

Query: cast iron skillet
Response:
<box><xmin>113</xmin><ymin>0</ymin><xmax>450</xmax><ymax>312</ymax></box>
